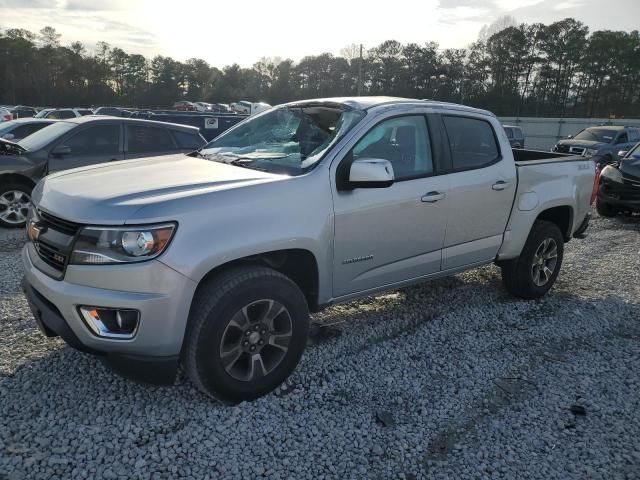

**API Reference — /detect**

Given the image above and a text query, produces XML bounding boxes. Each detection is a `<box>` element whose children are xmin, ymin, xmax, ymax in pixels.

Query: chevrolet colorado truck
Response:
<box><xmin>21</xmin><ymin>97</ymin><xmax>595</xmax><ymax>403</ymax></box>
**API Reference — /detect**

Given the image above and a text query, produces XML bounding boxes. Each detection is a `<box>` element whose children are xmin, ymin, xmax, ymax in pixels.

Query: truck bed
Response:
<box><xmin>513</xmin><ymin>148</ymin><xmax>585</xmax><ymax>166</ymax></box>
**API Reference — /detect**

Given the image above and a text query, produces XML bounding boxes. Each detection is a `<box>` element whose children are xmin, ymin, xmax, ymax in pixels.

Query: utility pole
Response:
<box><xmin>357</xmin><ymin>44</ymin><xmax>363</xmax><ymax>96</ymax></box>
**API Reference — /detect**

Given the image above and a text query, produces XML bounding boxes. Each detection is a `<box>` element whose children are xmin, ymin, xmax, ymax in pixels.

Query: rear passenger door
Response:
<box><xmin>48</xmin><ymin>123</ymin><xmax>124</xmax><ymax>172</ymax></box>
<box><xmin>439</xmin><ymin>114</ymin><xmax>517</xmax><ymax>270</ymax></box>
<box><xmin>125</xmin><ymin>124</ymin><xmax>179</xmax><ymax>159</ymax></box>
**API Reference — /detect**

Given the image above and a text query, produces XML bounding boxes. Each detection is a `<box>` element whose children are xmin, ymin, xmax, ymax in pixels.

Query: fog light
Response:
<box><xmin>79</xmin><ymin>306</ymin><xmax>140</xmax><ymax>339</ymax></box>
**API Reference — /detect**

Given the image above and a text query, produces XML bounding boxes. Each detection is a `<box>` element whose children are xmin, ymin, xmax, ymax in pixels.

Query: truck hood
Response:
<box><xmin>34</xmin><ymin>154</ymin><xmax>284</xmax><ymax>224</ymax></box>
<box><xmin>619</xmin><ymin>154</ymin><xmax>640</xmax><ymax>180</ymax></box>
<box><xmin>556</xmin><ymin>139</ymin><xmax>605</xmax><ymax>149</ymax></box>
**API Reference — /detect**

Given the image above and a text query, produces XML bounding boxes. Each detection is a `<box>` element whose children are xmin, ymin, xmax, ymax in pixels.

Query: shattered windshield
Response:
<box><xmin>197</xmin><ymin>104</ymin><xmax>365</xmax><ymax>175</ymax></box>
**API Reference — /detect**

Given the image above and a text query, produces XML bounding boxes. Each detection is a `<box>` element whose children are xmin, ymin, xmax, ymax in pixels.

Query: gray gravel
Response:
<box><xmin>1</xmin><ymin>212</ymin><xmax>639</xmax><ymax>480</ymax></box>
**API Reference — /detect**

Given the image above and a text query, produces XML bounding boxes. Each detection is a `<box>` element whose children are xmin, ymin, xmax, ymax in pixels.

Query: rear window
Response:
<box><xmin>443</xmin><ymin>116</ymin><xmax>500</xmax><ymax>171</ymax></box>
<box><xmin>127</xmin><ymin>125</ymin><xmax>174</xmax><ymax>153</ymax></box>
<box><xmin>172</xmin><ymin>130</ymin><xmax>203</xmax><ymax>150</ymax></box>
<box><xmin>77</xmin><ymin>110</ymin><xmax>94</xmax><ymax>116</ymax></box>
<box><xmin>48</xmin><ymin>110</ymin><xmax>76</xmax><ymax>119</ymax></box>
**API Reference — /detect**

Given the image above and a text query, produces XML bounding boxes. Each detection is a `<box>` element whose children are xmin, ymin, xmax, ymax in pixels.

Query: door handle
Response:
<box><xmin>421</xmin><ymin>191</ymin><xmax>446</xmax><ymax>203</ymax></box>
<box><xmin>492</xmin><ymin>181</ymin><xmax>509</xmax><ymax>191</ymax></box>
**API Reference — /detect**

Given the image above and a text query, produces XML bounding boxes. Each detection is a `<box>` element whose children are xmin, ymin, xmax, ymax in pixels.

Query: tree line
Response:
<box><xmin>1</xmin><ymin>19</ymin><xmax>639</xmax><ymax>118</ymax></box>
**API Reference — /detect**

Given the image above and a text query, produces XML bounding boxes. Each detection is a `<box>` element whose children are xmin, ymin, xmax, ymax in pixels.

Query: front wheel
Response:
<box><xmin>0</xmin><ymin>183</ymin><xmax>32</xmax><ymax>228</ymax></box>
<box><xmin>183</xmin><ymin>266</ymin><xmax>309</xmax><ymax>404</ymax></box>
<box><xmin>500</xmin><ymin>220</ymin><xmax>564</xmax><ymax>299</ymax></box>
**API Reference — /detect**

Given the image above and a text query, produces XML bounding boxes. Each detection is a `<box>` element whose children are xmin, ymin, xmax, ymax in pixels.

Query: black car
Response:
<box><xmin>0</xmin><ymin>118</ymin><xmax>59</xmax><ymax>142</ymax></box>
<box><xmin>596</xmin><ymin>142</ymin><xmax>640</xmax><ymax>217</ymax></box>
<box><xmin>0</xmin><ymin>117</ymin><xmax>206</xmax><ymax>227</ymax></box>
<box><xmin>10</xmin><ymin>106</ymin><xmax>38</xmax><ymax>119</ymax></box>
<box><xmin>94</xmin><ymin>106</ymin><xmax>133</xmax><ymax>117</ymax></box>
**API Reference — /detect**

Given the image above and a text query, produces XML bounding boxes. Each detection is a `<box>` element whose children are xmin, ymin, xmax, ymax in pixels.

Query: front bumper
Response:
<box><xmin>22</xmin><ymin>244</ymin><xmax>198</xmax><ymax>384</ymax></box>
<box><xmin>598</xmin><ymin>180</ymin><xmax>640</xmax><ymax>210</ymax></box>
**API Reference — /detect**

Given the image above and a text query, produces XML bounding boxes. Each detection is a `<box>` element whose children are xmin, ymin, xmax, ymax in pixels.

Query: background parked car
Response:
<box><xmin>553</xmin><ymin>125</ymin><xmax>640</xmax><ymax>162</ymax></box>
<box><xmin>93</xmin><ymin>106</ymin><xmax>133</xmax><ymax>117</ymax></box>
<box><xmin>10</xmin><ymin>106</ymin><xmax>38</xmax><ymax>119</ymax></box>
<box><xmin>0</xmin><ymin>117</ymin><xmax>206</xmax><ymax>227</ymax></box>
<box><xmin>35</xmin><ymin>108</ymin><xmax>94</xmax><ymax>119</ymax></box>
<box><xmin>0</xmin><ymin>118</ymin><xmax>58</xmax><ymax>142</ymax></box>
<box><xmin>503</xmin><ymin>125</ymin><xmax>525</xmax><ymax>148</ymax></box>
<box><xmin>173</xmin><ymin>101</ymin><xmax>195</xmax><ymax>111</ymax></box>
<box><xmin>596</xmin><ymin>141</ymin><xmax>640</xmax><ymax>217</ymax></box>
<box><xmin>0</xmin><ymin>107</ymin><xmax>13</xmax><ymax>123</ymax></box>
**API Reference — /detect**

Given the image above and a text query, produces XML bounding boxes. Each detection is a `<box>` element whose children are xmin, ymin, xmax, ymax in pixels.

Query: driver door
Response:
<box><xmin>332</xmin><ymin>114</ymin><xmax>449</xmax><ymax>298</ymax></box>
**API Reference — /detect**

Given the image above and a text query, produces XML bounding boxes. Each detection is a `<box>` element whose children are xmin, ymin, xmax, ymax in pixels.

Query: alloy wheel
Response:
<box><xmin>531</xmin><ymin>237</ymin><xmax>558</xmax><ymax>287</ymax></box>
<box><xmin>219</xmin><ymin>299</ymin><xmax>293</xmax><ymax>382</ymax></box>
<box><xmin>0</xmin><ymin>190</ymin><xmax>31</xmax><ymax>225</ymax></box>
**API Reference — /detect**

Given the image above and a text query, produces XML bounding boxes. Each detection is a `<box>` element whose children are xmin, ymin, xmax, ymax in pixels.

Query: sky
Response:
<box><xmin>1</xmin><ymin>0</ymin><xmax>639</xmax><ymax>68</ymax></box>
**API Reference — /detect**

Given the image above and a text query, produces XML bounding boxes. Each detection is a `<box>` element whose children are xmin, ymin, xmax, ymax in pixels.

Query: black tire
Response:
<box><xmin>183</xmin><ymin>265</ymin><xmax>309</xmax><ymax>404</ymax></box>
<box><xmin>0</xmin><ymin>182</ymin><xmax>33</xmax><ymax>228</ymax></box>
<box><xmin>596</xmin><ymin>197</ymin><xmax>617</xmax><ymax>217</ymax></box>
<box><xmin>500</xmin><ymin>220</ymin><xmax>564</xmax><ymax>299</ymax></box>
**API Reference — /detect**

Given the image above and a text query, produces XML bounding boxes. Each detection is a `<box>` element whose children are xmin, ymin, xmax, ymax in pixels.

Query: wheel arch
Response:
<box><xmin>535</xmin><ymin>205</ymin><xmax>574</xmax><ymax>241</ymax></box>
<box><xmin>0</xmin><ymin>173</ymin><xmax>36</xmax><ymax>189</ymax></box>
<box><xmin>192</xmin><ymin>248</ymin><xmax>321</xmax><ymax>313</ymax></box>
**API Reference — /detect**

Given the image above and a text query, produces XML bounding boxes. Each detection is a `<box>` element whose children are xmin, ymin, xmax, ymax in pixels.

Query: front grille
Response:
<box><xmin>34</xmin><ymin>241</ymin><xmax>67</xmax><ymax>271</ymax></box>
<box><xmin>31</xmin><ymin>209</ymin><xmax>82</xmax><ymax>276</ymax></box>
<box><xmin>38</xmin><ymin>210</ymin><xmax>81</xmax><ymax>236</ymax></box>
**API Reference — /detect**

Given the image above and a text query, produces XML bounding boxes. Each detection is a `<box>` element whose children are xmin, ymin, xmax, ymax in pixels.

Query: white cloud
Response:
<box><xmin>553</xmin><ymin>1</ymin><xmax>585</xmax><ymax>10</ymax></box>
<box><xmin>494</xmin><ymin>0</ymin><xmax>544</xmax><ymax>10</ymax></box>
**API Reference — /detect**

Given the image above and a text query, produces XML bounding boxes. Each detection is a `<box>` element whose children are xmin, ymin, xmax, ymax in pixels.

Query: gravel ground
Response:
<box><xmin>1</xmin><ymin>212</ymin><xmax>639</xmax><ymax>480</ymax></box>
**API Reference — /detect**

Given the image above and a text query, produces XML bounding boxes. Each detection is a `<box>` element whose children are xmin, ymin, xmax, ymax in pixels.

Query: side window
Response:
<box><xmin>616</xmin><ymin>132</ymin><xmax>628</xmax><ymax>144</ymax></box>
<box><xmin>352</xmin><ymin>116</ymin><xmax>433</xmax><ymax>180</ymax></box>
<box><xmin>628</xmin><ymin>130</ymin><xmax>639</xmax><ymax>142</ymax></box>
<box><xmin>442</xmin><ymin>116</ymin><xmax>500</xmax><ymax>171</ymax></box>
<box><xmin>172</xmin><ymin>130</ymin><xmax>203</xmax><ymax>149</ymax></box>
<box><xmin>127</xmin><ymin>125</ymin><xmax>174</xmax><ymax>153</ymax></box>
<box><xmin>56</xmin><ymin>111</ymin><xmax>76</xmax><ymax>119</ymax></box>
<box><xmin>504</xmin><ymin>127</ymin><xmax>514</xmax><ymax>139</ymax></box>
<box><xmin>514</xmin><ymin>128</ymin><xmax>524</xmax><ymax>140</ymax></box>
<box><xmin>64</xmin><ymin>125</ymin><xmax>120</xmax><ymax>155</ymax></box>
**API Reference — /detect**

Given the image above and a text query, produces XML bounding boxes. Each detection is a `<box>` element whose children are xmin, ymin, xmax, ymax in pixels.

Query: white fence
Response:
<box><xmin>497</xmin><ymin>117</ymin><xmax>640</xmax><ymax>151</ymax></box>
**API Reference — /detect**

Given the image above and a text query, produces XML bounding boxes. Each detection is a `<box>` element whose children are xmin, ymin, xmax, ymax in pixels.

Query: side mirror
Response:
<box><xmin>1</xmin><ymin>133</ymin><xmax>15</xmax><ymax>140</ymax></box>
<box><xmin>618</xmin><ymin>150</ymin><xmax>628</xmax><ymax>158</ymax></box>
<box><xmin>51</xmin><ymin>145</ymin><xmax>71</xmax><ymax>156</ymax></box>
<box><xmin>567</xmin><ymin>135</ymin><xmax>573</xmax><ymax>139</ymax></box>
<box><xmin>348</xmin><ymin>158</ymin><xmax>394</xmax><ymax>188</ymax></box>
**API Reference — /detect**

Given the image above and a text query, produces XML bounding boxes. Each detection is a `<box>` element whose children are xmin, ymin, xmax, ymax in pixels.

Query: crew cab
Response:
<box><xmin>21</xmin><ymin>97</ymin><xmax>595</xmax><ymax>403</ymax></box>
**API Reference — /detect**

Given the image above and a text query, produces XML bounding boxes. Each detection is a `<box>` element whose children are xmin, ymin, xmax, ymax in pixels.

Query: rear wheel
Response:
<box><xmin>500</xmin><ymin>220</ymin><xmax>564</xmax><ymax>299</ymax></box>
<box><xmin>596</xmin><ymin>197</ymin><xmax>617</xmax><ymax>217</ymax></box>
<box><xmin>0</xmin><ymin>183</ymin><xmax>32</xmax><ymax>228</ymax></box>
<box><xmin>183</xmin><ymin>266</ymin><xmax>309</xmax><ymax>404</ymax></box>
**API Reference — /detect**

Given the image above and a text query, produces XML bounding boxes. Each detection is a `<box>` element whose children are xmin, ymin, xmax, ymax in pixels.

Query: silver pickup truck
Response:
<box><xmin>21</xmin><ymin>97</ymin><xmax>595</xmax><ymax>403</ymax></box>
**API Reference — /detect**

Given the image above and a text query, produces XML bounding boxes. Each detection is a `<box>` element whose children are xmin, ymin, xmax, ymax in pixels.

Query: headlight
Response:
<box><xmin>583</xmin><ymin>148</ymin><xmax>598</xmax><ymax>157</ymax></box>
<box><xmin>600</xmin><ymin>165</ymin><xmax>623</xmax><ymax>183</ymax></box>
<box><xmin>70</xmin><ymin>223</ymin><xmax>176</xmax><ymax>265</ymax></box>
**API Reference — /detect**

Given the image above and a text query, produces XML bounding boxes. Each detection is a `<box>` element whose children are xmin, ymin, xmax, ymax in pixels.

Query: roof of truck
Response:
<box><xmin>285</xmin><ymin>96</ymin><xmax>495</xmax><ymax>117</ymax></box>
